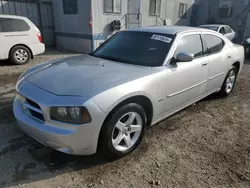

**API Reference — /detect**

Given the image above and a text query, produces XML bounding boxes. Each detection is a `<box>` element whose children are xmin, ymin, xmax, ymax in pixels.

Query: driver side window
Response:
<box><xmin>174</xmin><ymin>34</ymin><xmax>203</xmax><ymax>59</ymax></box>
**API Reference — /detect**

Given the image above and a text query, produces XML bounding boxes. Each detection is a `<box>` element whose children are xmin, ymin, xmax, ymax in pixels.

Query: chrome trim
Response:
<box><xmin>208</xmin><ymin>72</ymin><xmax>225</xmax><ymax>80</ymax></box>
<box><xmin>167</xmin><ymin>80</ymin><xmax>207</xmax><ymax>98</ymax></box>
<box><xmin>4</xmin><ymin>34</ymin><xmax>29</xmax><ymax>37</ymax></box>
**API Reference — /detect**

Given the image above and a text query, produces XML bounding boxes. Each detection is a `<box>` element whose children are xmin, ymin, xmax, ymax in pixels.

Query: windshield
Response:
<box><xmin>199</xmin><ymin>26</ymin><xmax>219</xmax><ymax>31</ymax></box>
<box><xmin>92</xmin><ymin>31</ymin><xmax>175</xmax><ymax>67</ymax></box>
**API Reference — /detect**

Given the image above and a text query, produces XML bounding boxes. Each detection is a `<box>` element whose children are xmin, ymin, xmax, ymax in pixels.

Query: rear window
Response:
<box><xmin>0</xmin><ymin>18</ymin><xmax>30</xmax><ymax>32</ymax></box>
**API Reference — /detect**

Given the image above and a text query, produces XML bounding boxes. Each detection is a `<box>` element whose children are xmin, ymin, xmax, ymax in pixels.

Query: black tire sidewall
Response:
<box><xmin>101</xmin><ymin>103</ymin><xmax>147</xmax><ymax>158</ymax></box>
<box><xmin>10</xmin><ymin>46</ymin><xmax>31</xmax><ymax>65</ymax></box>
<box><xmin>219</xmin><ymin>66</ymin><xmax>237</xmax><ymax>97</ymax></box>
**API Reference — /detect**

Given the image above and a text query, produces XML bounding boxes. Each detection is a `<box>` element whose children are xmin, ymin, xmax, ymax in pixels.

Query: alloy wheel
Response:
<box><xmin>225</xmin><ymin>69</ymin><xmax>236</xmax><ymax>94</ymax></box>
<box><xmin>112</xmin><ymin>112</ymin><xmax>142</xmax><ymax>152</ymax></box>
<box><xmin>14</xmin><ymin>49</ymin><xmax>29</xmax><ymax>63</ymax></box>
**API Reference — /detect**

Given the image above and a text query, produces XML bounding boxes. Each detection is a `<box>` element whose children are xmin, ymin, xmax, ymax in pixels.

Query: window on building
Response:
<box><xmin>218</xmin><ymin>6</ymin><xmax>233</xmax><ymax>18</ymax></box>
<box><xmin>0</xmin><ymin>18</ymin><xmax>30</xmax><ymax>32</ymax></box>
<box><xmin>174</xmin><ymin>34</ymin><xmax>203</xmax><ymax>58</ymax></box>
<box><xmin>178</xmin><ymin>3</ymin><xmax>188</xmax><ymax>19</ymax></box>
<box><xmin>104</xmin><ymin>0</ymin><xmax>121</xmax><ymax>14</ymax></box>
<box><xmin>203</xmin><ymin>35</ymin><xmax>225</xmax><ymax>54</ymax></box>
<box><xmin>149</xmin><ymin>0</ymin><xmax>161</xmax><ymax>15</ymax></box>
<box><xmin>63</xmin><ymin>0</ymin><xmax>78</xmax><ymax>15</ymax></box>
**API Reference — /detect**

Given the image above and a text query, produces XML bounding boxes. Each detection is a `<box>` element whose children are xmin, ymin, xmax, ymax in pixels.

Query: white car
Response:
<box><xmin>0</xmin><ymin>14</ymin><xmax>45</xmax><ymax>65</ymax></box>
<box><xmin>199</xmin><ymin>24</ymin><xmax>236</xmax><ymax>42</ymax></box>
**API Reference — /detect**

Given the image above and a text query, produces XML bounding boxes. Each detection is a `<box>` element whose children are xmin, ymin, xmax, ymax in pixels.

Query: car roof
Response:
<box><xmin>0</xmin><ymin>14</ymin><xmax>27</xmax><ymax>20</ymax></box>
<box><xmin>127</xmin><ymin>26</ymin><xmax>208</xmax><ymax>35</ymax></box>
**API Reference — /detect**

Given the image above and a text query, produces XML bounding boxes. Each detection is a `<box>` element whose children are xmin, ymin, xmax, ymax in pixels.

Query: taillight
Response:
<box><xmin>37</xmin><ymin>32</ymin><xmax>42</xmax><ymax>43</ymax></box>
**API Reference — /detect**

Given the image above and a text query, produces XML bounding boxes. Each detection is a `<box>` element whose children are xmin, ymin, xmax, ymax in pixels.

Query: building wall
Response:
<box><xmin>52</xmin><ymin>0</ymin><xmax>92</xmax><ymax>53</ymax></box>
<box><xmin>91</xmin><ymin>0</ymin><xmax>128</xmax><ymax>50</ymax></box>
<box><xmin>52</xmin><ymin>0</ymin><xmax>196</xmax><ymax>52</ymax></box>
<box><xmin>215</xmin><ymin>0</ymin><xmax>249</xmax><ymax>42</ymax></box>
<box><xmin>0</xmin><ymin>0</ymin><xmax>55</xmax><ymax>46</ymax></box>
<box><xmin>141</xmin><ymin>0</ymin><xmax>194</xmax><ymax>27</ymax></box>
<box><xmin>195</xmin><ymin>0</ymin><xmax>250</xmax><ymax>42</ymax></box>
<box><xmin>91</xmin><ymin>0</ymin><xmax>194</xmax><ymax>50</ymax></box>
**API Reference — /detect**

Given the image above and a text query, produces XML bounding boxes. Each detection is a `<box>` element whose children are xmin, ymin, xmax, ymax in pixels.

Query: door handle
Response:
<box><xmin>227</xmin><ymin>56</ymin><xmax>232</xmax><ymax>59</ymax></box>
<box><xmin>202</xmin><ymin>62</ymin><xmax>208</xmax><ymax>66</ymax></box>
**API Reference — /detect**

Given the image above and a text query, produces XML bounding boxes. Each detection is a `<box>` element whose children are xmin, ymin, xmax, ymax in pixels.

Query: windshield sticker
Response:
<box><xmin>151</xmin><ymin>35</ymin><xmax>172</xmax><ymax>43</ymax></box>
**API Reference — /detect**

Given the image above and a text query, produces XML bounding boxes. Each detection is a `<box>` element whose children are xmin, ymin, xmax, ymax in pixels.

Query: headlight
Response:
<box><xmin>50</xmin><ymin>107</ymin><xmax>92</xmax><ymax>124</ymax></box>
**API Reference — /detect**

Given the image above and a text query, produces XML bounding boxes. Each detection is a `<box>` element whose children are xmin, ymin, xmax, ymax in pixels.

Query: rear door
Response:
<box><xmin>164</xmin><ymin>34</ymin><xmax>208</xmax><ymax>113</ymax></box>
<box><xmin>202</xmin><ymin>34</ymin><xmax>229</xmax><ymax>92</ymax></box>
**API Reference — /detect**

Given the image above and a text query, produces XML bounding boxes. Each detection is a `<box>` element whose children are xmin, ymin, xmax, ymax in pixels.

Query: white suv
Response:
<box><xmin>0</xmin><ymin>14</ymin><xmax>45</xmax><ymax>65</ymax></box>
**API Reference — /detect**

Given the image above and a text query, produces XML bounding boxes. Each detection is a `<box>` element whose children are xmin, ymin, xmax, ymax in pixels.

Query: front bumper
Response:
<box><xmin>13</xmin><ymin>80</ymin><xmax>106</xmax><ymax>155</ymax></box>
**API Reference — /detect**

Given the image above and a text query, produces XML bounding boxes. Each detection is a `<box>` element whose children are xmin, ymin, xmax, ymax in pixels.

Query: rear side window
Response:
<box><xmin>174</xmin><ymin>34</ymin><xmax>203</xmax><ymax>58</ymax></box>
<box><xmin>225</xmin><ymin>26</ymin><xmax>232</xmax><ymax>33</ymax></box>
<box><xmin>203</xmin><ymin>34</ymin><xmax>224</xmax><ymax>54</ymax></box>
<box><xmin>0</xmin><ymin>18</ymin><xmax>30</xmax><ymax>32</ymax></box>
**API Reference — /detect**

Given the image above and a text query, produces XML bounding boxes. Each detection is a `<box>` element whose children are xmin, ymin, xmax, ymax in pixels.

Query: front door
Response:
<box><xmin>127</xmin><ymin>0</ymin><xmax>141</xmax><ymax>28</ymax></box>
<box><xmin>164</xmin><ymin>34</ymin><xmax>208</xmax><ymax>113</ymax></box>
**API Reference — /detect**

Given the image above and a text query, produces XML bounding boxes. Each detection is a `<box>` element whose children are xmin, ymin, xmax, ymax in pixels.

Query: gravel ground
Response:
<box><xmin>0</xmin><ymin>53</ymin><xmax>250</xmax><ymax>188</ymax></box>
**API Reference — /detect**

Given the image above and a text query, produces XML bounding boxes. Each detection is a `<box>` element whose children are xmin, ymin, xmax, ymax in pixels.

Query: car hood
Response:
<box><xmin>25</xmin><ymin>55</ymin><xmax>155</xmax><ymax>96</ymax></box>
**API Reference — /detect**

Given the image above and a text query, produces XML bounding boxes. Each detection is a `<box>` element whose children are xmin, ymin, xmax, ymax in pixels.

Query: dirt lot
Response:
<box><xmin>0</xmin><ymin>52</ymin><xmax>250</xmax><ymax>188</ymax></box>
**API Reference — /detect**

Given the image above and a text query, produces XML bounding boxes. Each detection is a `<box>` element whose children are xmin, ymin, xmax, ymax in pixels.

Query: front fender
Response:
<box><xmin>93</xmin><ymin>87</ymin><xmax>153</xmax><ymax>113</ymax></box>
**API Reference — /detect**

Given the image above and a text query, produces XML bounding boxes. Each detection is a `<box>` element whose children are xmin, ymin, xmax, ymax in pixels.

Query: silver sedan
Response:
<box><xmin>13</xmin><ymin>26</ymin><xmax>244</xmax><ymax>158</ymax></box>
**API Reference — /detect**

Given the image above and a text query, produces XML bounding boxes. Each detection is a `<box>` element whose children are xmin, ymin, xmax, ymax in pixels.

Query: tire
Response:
<box><xmin>9</xmin><ymin>46</ymin><xmax>31</xmax><ymax>65</ymax></box>
<box><xmin>219</xmin><ymin>66</ymin><xmax>237</xmax><ymax>97</ymax></box>
<box><xmin>100</xmin><ymin>103</ymin><xmax>147</xmax><ymax>159</ymax></box>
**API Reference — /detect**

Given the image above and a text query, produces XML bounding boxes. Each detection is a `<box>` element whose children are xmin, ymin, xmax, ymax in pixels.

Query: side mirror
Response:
<box><xmin>176</xmin><ymin>52</ymin><xmax>194</xmax><ymax>62</ymax></box>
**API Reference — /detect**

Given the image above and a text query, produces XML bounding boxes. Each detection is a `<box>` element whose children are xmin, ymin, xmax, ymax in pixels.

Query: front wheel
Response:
<box><xmin>100</xmin><ymin>103</ymin><xmax>147</xmax><ymax>159</ymax></box>
<box><xmin>219</xmin><ymin>66</ymin><xmax>237</xmax><ymax>97</ymax></box>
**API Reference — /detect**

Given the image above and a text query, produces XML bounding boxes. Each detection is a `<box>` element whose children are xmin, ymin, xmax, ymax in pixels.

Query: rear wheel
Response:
<box><xmin>100</xmin><ymin>103</ymin><xmax>147</xmax><ymax>159</ymax></box>
<box><xmin>219</xmin><ymin>66</ymin><xmax>237</xmax><ymax>97</ymax></box>
<box><xmin>9</xmin><ymin>46</ymin><xmax>31</xmax><ymax>65</ymax></box>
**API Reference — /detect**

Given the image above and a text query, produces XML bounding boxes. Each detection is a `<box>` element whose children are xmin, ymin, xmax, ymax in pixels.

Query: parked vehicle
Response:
<box><xmin>0</xmin><ymin>14</ymin><xmax>45</xmax><ymax>65</ymax></box>
<box><xmin>13</xmin><ymin>26</ymin><xmax>244</xmax><ymax>158</ymax></box>
<box><xmin>198</xmin><ymin>24</ymin><xmax>236</xmax><ymax>42</ymax></box>
<box><xmin>242</xmin><ymin>37</ymin><xmax>250</xmax><ymax>58</ymax></box>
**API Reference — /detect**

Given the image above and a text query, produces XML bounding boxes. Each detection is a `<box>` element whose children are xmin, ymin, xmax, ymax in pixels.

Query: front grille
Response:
<box><xmin>19</xmin><ymin>95</ymin><xmax>45</xmax><ymax>122</ymax></box>
<box><xmin>30</xmin><ymin>110</ymin><xmax>45</xmax><ymax>122</ymax></box>
<box><xmin>26</xmin><ymin>98</ymin><xmax>41</xmax><ymax>110</ymax></box>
